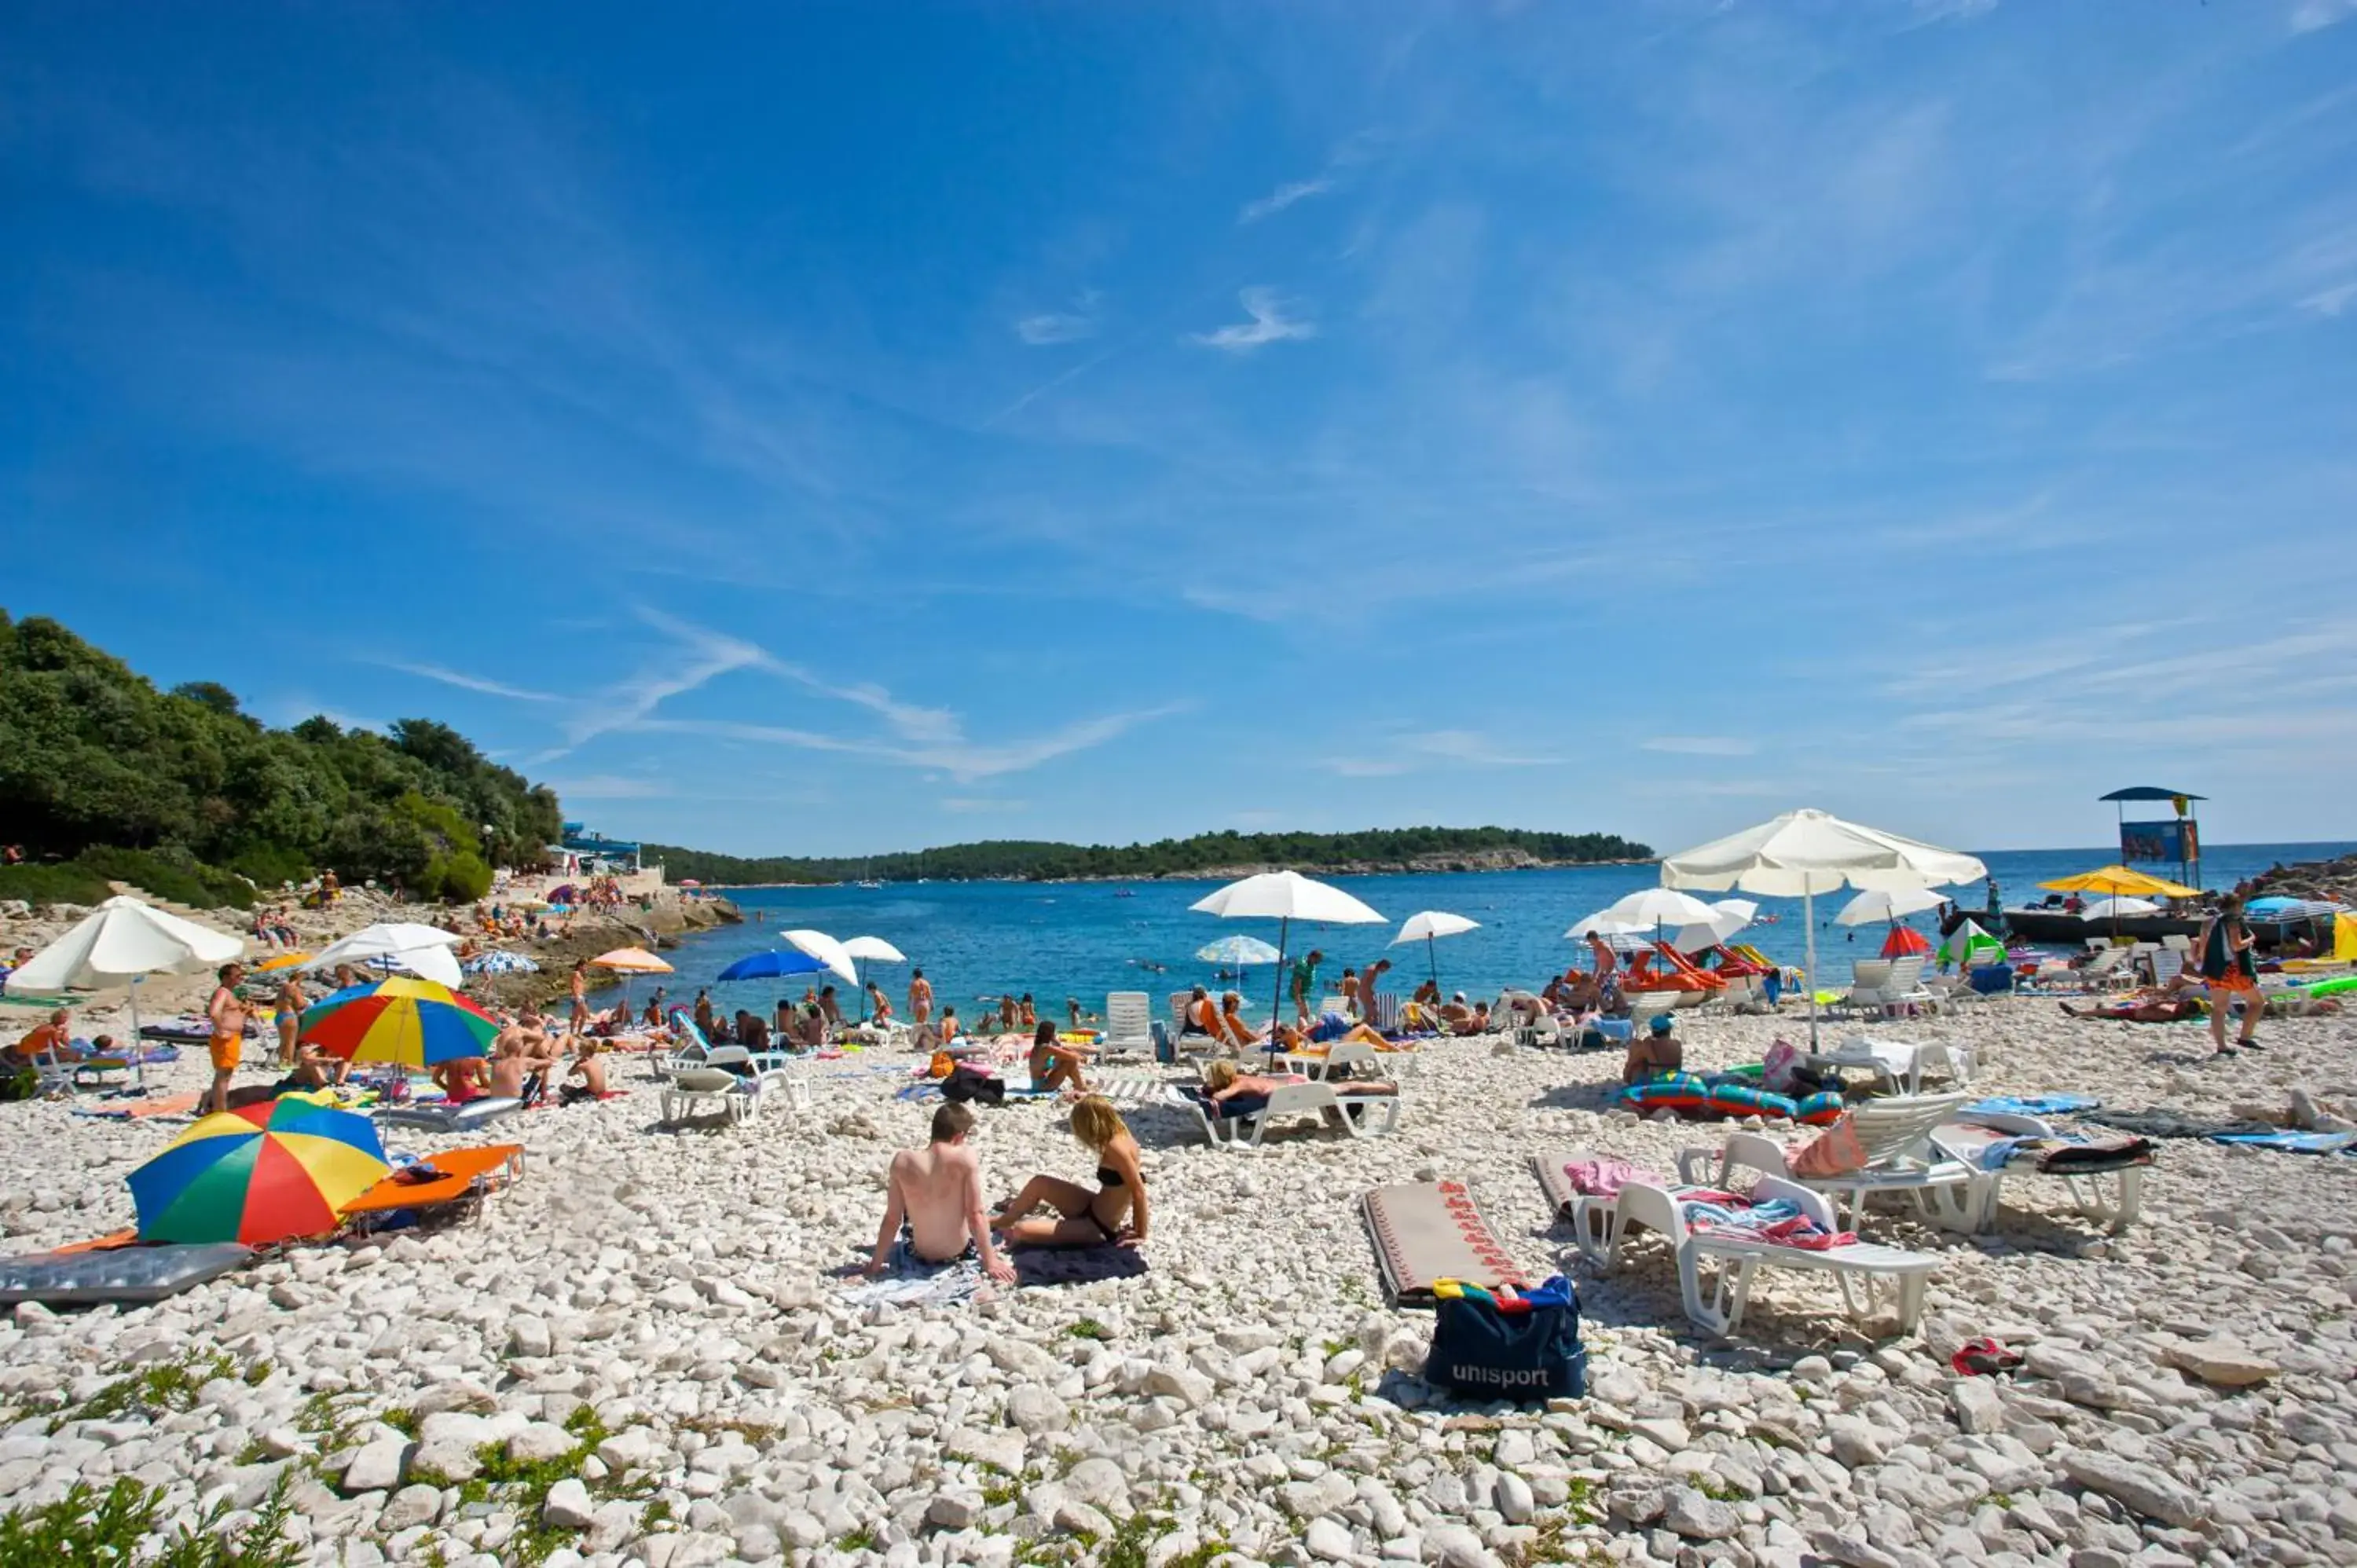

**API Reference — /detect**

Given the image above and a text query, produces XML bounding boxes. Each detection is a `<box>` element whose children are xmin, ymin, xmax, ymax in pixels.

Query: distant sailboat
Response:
<box><xmin>856</xmin><ymin>856</ymin><xmax>882</xmax><ymax>890</ymax></box>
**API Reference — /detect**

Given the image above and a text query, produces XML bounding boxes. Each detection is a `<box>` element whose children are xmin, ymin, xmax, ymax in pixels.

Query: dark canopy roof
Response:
<box><xmin>2100</xmin><ymin>786</ymin><xmax>2205</xmax><ymax>802</ymax></box>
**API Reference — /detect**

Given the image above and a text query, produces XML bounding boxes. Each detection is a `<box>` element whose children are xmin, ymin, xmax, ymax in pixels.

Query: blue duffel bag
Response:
<box><xmin>1425</xmin><ymin>1275</ymin><xmax>1587</xmax><ymax>1401</ymax></box>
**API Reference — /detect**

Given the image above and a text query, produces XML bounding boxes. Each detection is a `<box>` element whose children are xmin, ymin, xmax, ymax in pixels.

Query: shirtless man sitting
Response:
<box><xmin>865</xmin><ymin>1102</ymin><xmax>1017</xmax><ymax>1283</ymax></box>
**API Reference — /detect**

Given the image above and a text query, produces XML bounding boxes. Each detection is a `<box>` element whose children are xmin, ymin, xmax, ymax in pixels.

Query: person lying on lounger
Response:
<box><xmin>869</xmin><ymin>1102</ymin><xmax>1017</xmax><ymax>1282</ymax></box>
<box><xmin>991</xmin><ymin>1097</ymin><xmax>1148</xmax><ymax>1251</ymax></box>
<box><xmin>1027</xmin><ymin>1020</ymin><xmax>1093</xmax><ymax>1094</ymax></box>
<box><xmin>1201</xmin><ymin>1059</ymin><xmax>1398</xmax><ymax>1101</ymax></box>
<box><xmin>1271</xmin><ymin>1014</ymin><xmax>1389</xmax><ymax>1052</ymax></box>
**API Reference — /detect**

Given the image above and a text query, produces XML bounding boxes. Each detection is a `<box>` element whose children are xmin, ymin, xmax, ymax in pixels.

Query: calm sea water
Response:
<box><xmin>673</xmin><ymin>841</ymin><xmax>2354</xmax><ymax>1020</ymax></box>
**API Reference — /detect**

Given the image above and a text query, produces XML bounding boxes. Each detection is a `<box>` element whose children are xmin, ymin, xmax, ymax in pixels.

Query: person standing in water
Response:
<box><xmin>909</xmin><ymin>967</ymin><xmax>934</xmax><ymax>1027</ymax></box>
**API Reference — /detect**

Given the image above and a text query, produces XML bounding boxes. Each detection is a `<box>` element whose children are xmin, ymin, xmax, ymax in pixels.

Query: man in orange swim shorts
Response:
<box><xmin>205</xmin><ymin>962</ymin><xmax>248</xmax><ymax>1115</ymax></box>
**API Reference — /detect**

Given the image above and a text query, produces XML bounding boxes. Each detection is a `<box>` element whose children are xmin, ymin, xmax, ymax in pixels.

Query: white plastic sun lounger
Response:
<box><xmin>1179</xmin><ymin>1079</ymin><xmax>1401</xmax><ymax>1150</ymax></box>
<box><xmin>1102</xmin><ymin>992</ymin><xmax>1154</xmax><ymax>1062</ymax></box>
<box><xmin>1676</xmin><ymin>1093</ymin><xmax>1983</xmax><ymax>1235</ymax></box>
<box><xmin>1570</xmin><ymin>1174</ymin><xmax>1941</xmax><ymax>1336</ymax></box>
<box><xmin>1930</xmin><ymin>1112</ymin><xmax>2146</xmax><ymax>1233</ymax></box>
<box><xmin>1805</xmin><ymin>1035</ymin><xmax>1974</xmax><ymax>1097</ymax></box>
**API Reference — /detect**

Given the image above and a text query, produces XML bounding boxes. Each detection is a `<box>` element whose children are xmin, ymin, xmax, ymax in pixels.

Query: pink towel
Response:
<box><xmin>1564</xmin><ymin>1156</ymin><xmax>1655</xmax><ymax>1198</ymax></box>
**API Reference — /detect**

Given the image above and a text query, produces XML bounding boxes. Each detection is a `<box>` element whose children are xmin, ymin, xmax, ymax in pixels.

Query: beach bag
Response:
<box><xmin>1425</xmin><ymin>1276</ymin><xmax>1585</xmax><ymax>1402</ymax></box>
<box><xmin>927</xmin><ymin>1050</ymin><xmax>956</xmax><ymax>1080</ymax></box>
<box><xmin>940</xmin><ymin>1064</ymin><xmax>1004</xmax><ymax>1107</ymax></box>
<box><xmin>1791</xmin><ymin>1112</ymin><xmax>1866</xmax><ymax>1178</ymax></box>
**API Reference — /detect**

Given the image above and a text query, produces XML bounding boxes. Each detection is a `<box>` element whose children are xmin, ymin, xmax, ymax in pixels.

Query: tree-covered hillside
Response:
<box><xmin>0</xmin><ymin>612</ymin><xmax>563</xmax><ymax>907</ymax></box>
<box><xmin>647</xmin><ymin>826</ymin><xmax>1652</xmax><ymax>885</ymax></box>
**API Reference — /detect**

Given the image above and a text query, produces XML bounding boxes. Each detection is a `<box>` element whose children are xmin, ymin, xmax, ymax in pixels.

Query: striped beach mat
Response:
<box><xmin>1091</xmin><ymin>1070</ymin><xmax>1176</xmax><ymax>1108</ymax></box>
<box><xmin>1362</xmin><ymin>1179</ymin><xmax>1527</xmax><ymax>1309</ymax></box>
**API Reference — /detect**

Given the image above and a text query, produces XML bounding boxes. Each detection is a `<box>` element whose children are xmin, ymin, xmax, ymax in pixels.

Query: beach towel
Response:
<box><xmin>71</xmin><ymin>1093</ymin><xmax>200</xmax><ymax>1120</ymax></box>
<box><xmin>838</xmin><ymin>1244</ymin><xmax>992</xmax><ymax>1310</ymax></box>
<box><xmin>2208</xmin><ymin>1130</ymin><xmax>2357</xmax><ymax>1155</ymax></box>
<box><xmin>1969</xmin><ymin>1094</ymin><xmax>2100</xmax><ymax>1118</ymax></box>
<box><xmin>2084</xmin><ymin>1108</ymin><xmax>2275</xmax><ymax>1141</ymax></box>
<box><xmin>1014</xmin><ymin>1244</ymin><xmax>1149</xmax><ymax>1288</ymax></box>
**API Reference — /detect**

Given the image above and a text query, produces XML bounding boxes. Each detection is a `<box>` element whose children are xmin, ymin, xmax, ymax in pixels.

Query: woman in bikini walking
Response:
<box><xmin>2198</xmin><ymin>894</ymin><xmax>2263</xmax><ymax>1059</ymax></box>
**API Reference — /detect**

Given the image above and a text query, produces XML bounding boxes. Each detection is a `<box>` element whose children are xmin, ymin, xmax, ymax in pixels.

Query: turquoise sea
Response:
<box><xmin>669</xmin><ymin>841</ymin><xmax>2355</xmax><ymax>1021</ymax></box>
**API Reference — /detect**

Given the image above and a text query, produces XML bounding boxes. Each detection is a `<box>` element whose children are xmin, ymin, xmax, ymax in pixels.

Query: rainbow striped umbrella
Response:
<box><xmin>299</xmin><ymin>975</ymin><xmax>498</xmax><ymax>1067</ymax></box>
<box><xmin>129</xmin><ymin>1099</ymin><xmax>387</xmax><ymax>1245</ymax></box>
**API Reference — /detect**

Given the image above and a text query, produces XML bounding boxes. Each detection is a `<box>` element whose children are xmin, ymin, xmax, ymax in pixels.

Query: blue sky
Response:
<box><xmin>5</xmin><ymin>1</ymin><xmax>2355</xmax><ymax>858</ymax></box>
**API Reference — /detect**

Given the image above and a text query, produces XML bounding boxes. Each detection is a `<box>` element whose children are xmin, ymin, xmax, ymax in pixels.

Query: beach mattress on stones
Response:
<box><xmin>375</xmin><ymin>1097</ymin><xmax>522</xmax><ymax>1130</ymax></box>
<box><xmin>0</xmin><ymin>1242</ymin><xmax>254</xmax><ymax>1306</ymax></box>
<box><xmin>1362</xmin><ymin>1179</ymin><xmax>1526</xmax><ymax>1310</ymax></box>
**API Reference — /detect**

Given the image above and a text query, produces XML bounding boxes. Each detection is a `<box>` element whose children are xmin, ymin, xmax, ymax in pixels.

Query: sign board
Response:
<box><xmin>2121</xmin><ymin>819</ymin><xmax>2197</xmax><ymax>865</ymax></box>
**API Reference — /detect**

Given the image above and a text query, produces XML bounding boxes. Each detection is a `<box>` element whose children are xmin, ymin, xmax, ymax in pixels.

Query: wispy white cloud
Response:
<box><xmin>635</xmin><ymin>703</ymin><xmax>1188</xmax><ymax>783</ymax></box>
<box><xmin>552</xmin><ymin>609</ymin><xmax>771</xmax><ymax>756</ymax></box>
<box><xmin>1239</xmin><ymin>177</ymin><xmax>1333</xmax><ymax>224</ymax></box>
<box><xmin>2291</xmin><ymin>0</ymin><xmax>2357</xmax><ymax>34</ymax></box>
<box><xmin>1319</xmin><ymin>730</ymin><xmax>1558</xmax><ymax>775</ymax></box>
<box><xmin>1014</xmin><ymin>291</ymin><xmax>1102</xmax><ymax>344</ymax></box>
<box><xmin>2299</xmin><ymin>280</ymin><xmax>2357</xmax><ymax>316</ymax></box>
<box><xmin>383</xmin><ymin>661</ymin><xmax>561</xmax><ymax>702</ymax></box>
<box><xmin>1409</xmin><ymin>731</ymin><xmax>1560</xmax><ymax>767</ymax></box>
<box><xmin>1641</xmin><ymin>736</ymin><xmax>1758</xmax><ymax>757</ymax></box>
<box><xmin>1190</xmin><ymin>288</ymin><xmax>1316</xmax><ymax>353</ymax></box>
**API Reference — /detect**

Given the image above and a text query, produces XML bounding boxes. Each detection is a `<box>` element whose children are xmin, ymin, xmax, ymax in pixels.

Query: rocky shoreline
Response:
<box><xmin>1</xmin><ymin>984</ymin><xmax>2353</xmax><ymax>1566</ymax></box>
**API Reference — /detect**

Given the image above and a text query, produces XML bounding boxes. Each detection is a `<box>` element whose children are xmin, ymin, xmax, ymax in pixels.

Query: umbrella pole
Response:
<box><xmin>1270</xmin><ymin>917</ymin><xmax>1291</xmax><ymax>1064</ymax></box>
<box><xmin>1805</xmin><ymin>888</ymin><xmax>1820</xmax><ymax>1050</ymax></box>
<box><xmin>130</xmin><ymin>976</ymin><xmax>145</xmax><ymax>1094</ymax></box>
<box><xmin>1427</xmin><ymin>934</ymin><xmax>1439</xmax><ymax>989</ymax></box>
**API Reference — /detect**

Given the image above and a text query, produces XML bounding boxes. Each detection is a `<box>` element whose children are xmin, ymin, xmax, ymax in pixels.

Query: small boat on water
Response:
<box><xmin>1996</xmin><ymin>904</ymin><xmax>2202</xmax><ymax>943</ymax></box>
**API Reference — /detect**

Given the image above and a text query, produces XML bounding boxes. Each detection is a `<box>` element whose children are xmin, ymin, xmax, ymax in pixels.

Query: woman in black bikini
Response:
<box><xmin>989</xmin><ymin>1097</ymin><xmax>1147</xmax><ymax>1248</ymax></box>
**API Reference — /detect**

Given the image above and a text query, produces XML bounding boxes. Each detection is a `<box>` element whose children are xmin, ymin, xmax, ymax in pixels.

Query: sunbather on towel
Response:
<box><xmin>1202</xmin><ymin>1060</ymin><xmax>1397</xmax><ymax>1100</ymax></box>
<box><xmin>1027</xmin><ymin>1020</ymin><xmax>1093</xmax><ymax>1094</ymax></box>
<box><xmin>992</xmin><ymin>1097</ymin><xmax>1148</xmax><ymax>1251</ymax></box>
<box><xmin>869</xmin><ymin>1102</ymin><xmax>1018</xmax><ymax>1283</ymax></box>
<box><xmin>2058</xmin><ymin>995</ymin><xmax>2205</xmax><ymax>1023</ymax></box>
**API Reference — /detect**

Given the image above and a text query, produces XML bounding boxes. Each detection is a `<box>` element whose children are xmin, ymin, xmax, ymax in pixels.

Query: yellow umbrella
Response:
<box><xmin>2037</xmin><ymin>866</ymin><xmax>2201</xmax><ymax>899</ymax></box>
<box><xmin>591</xmin><ymin>947</ymin><xmax>673</xmax><ymax>973</ymax></box>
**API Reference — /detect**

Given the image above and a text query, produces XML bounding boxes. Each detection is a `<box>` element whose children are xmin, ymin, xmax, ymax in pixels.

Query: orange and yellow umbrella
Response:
<box><xmin>128</xmin><ymin>1098</ymin><xmax>387</xmax><ymax>1245</ymax></box>
<box><xmin>591</xmin><ymin>947</ymin><xmax>673</xmax><ymax>973</ymax></box>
